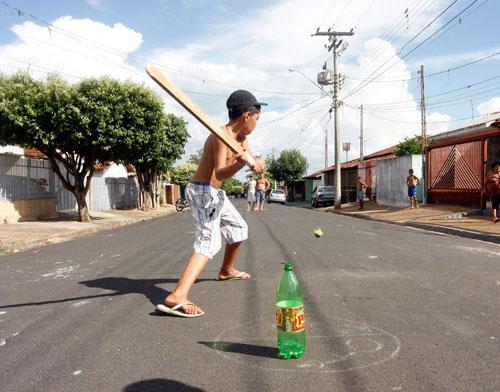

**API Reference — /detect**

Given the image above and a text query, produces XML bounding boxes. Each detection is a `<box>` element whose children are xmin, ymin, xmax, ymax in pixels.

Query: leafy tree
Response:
<box><xmin>267</xmin><ymin>148</ymin><xmax>307</xmax><ymax>186</ymax></box>
<box><xmin>103</xmin><ymin>80</ymin><xmax>189</xmax><ymax>210</ymax></box>
<box><xmin>0</xmin><ymin>73</ymin><xmax>188</xmax><ymax>220</ymax></box>
<box><xmin>395</xmin><ymin>135</ymin><xmax>425</xmax><ymax>156</ymax></box>
<box><xmin>0</xmin><ymin>72</ymin><xmax>123</xmax><ymax>222</ymax></box>
<box><xmin>221</xmin><ymin>178</ymin><xmax>244</xmax><ymax>196</ymax></box>
<box><xmin>170</xmin><ymin>163</ymin><xmax>197</xmax><ymax>187</ymax></box>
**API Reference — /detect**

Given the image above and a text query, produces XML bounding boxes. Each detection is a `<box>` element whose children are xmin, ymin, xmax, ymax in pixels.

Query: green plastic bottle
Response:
<box><xmin>275</xmin><ymin>262</ymin><xmax>306</xmax><ymax>359</ymax></box>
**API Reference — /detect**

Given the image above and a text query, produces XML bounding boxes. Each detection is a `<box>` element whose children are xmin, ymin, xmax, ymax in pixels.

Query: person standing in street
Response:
<box><xmin>357</xmin><ymin>177</ymin><xmax>367</xmax><ymax>210</ymax></box>
<box><xmin>246</xmin><ymin>176</ymin><xmax>256</xmax><ymax>211</ymax></box>
<box><xmin>255</xmin><ymin>172</ymin><xmax>270</xmax><ymax>211</ymax></box>
<box><xmin>406</xmin><ymin>169</ymin><xmax>420</xmax><ymax>209</ymax></box>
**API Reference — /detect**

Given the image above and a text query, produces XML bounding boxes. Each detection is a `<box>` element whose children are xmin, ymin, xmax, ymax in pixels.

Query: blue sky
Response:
<box><xmin>0</xmin><ymin>0</ymin><xmax>499</xmax><ymax>175</ymax></box>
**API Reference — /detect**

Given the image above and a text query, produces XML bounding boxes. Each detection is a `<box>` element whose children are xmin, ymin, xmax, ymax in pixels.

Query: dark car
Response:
<box><xmin>311</xmin><ymin>185</ymin><xmax>335</xmax><ymax>207</ymax></box>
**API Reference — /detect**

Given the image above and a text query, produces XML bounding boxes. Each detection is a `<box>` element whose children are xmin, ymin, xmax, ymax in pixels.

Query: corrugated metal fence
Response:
<box><xmin>89</xmin><ymin>175</ymin><xmax>138</xmax><ymax>211</ymax></box>
<box><xmin>0</xmin><ymin>156</ymin><xmax>139</xmax><ymax>212</ymax></box>
<box><xmin>0</xmin><ymin>155</ymin><xmax>54</xmax><ymax>201</ymax></box>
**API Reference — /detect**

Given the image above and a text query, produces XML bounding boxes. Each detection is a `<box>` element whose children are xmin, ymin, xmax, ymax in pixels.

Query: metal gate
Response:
<box><xmin>428</xmin><ymin>140</ymin><xmax>483</xmax><ymax>207</ymax></box>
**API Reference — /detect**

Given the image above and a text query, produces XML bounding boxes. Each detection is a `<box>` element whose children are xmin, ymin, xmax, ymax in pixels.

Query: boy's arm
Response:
<box><xmin>213</xmin><ymin>137</ymin><xmax>246</xmax><ymax>182</ymax></box>
<box><xmin>241</xmin><ymin>139</ymin><xmax>265</xmax><ymax>173</ymax></box>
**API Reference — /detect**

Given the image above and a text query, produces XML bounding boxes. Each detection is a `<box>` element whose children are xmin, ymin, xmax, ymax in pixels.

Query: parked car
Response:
<box><xmin>268</xmin><ymin>189</ymin><xmax>286</xmax><ymax>204</ymax></box>
<box><xmin>311</xmin><ymin>185</ymin><xmax>335</xmax><ymax>207</ymax></box>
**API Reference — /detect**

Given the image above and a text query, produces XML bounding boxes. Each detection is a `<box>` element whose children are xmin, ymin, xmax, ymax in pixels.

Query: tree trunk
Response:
<box><xmin>74</xmin><ymin>188</ymin><xmax>90</xmax><ymax>222</ymax></box>
<box><xmin>136</xmin><ymin>167</ymin><xmax>156</xmax><ymax>211</ymax></box>
<box><xmin>46</xmin><ymin>151</ymin><xmax>95</xmax><ymax>223</ymax></box>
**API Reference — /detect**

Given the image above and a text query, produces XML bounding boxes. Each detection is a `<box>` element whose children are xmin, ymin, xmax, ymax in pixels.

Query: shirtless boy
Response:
<box><xmin>255</xmin><ymin>173</ymin><xmax>270</xmax><ymax>211</ymax></box>
<box><xmin>156</xmin><ymin>90</ymin><xmax>266</xmax><ymax>318</ymax></box>
<box><xmin>406</xmin><ymin>169</ymin><xmax>420</xmax><ymax>209</ymax></box>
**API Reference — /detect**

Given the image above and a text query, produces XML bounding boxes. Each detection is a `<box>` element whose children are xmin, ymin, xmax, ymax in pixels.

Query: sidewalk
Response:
<box><xmin>325</xmin><ymin>200</ymin><xmax>500</xmax><ymax>244</ymax></box>
<box><xmin>0</xmin><ymin>205</ymin><xmax>177</xmax><ymax>254</ymax></box>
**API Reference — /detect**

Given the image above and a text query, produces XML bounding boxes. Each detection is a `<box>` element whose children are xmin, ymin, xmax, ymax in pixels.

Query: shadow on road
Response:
<box><xmin>0</xmin><ymin>277</ymin><xmax>213</xmax><ymax>309</ymax></box>
<box><xmin>81</xmin><ymin>277</ymin><xmax>214</xmax><ymax>307</ymax></box>
<box><xmin>123</xmin><ymin>378</ymin><xmax>205</xmax><ymax>392</ymax></box>
<box><xmin>199</xmin><ymin>341</ymin><xmax>279</xmax><ymax>359</ymax></box>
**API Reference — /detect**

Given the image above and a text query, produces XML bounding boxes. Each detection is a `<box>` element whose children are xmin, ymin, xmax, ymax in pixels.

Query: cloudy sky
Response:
<box><xmin>0</xmin><ymin>0</ymin><xmax>499</xmax><ymax>177</ymax></box>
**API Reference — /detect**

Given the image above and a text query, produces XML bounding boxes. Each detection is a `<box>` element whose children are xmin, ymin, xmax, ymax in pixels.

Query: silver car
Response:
<box><xmin>268</xmin><ymin>189</ymin><xmax>286</xmax><ymax>204</ymax></box>
<box><xmin>311</xmin><ymin>185</ymin><xmax>335</xmax><ymax>207</ymax></box>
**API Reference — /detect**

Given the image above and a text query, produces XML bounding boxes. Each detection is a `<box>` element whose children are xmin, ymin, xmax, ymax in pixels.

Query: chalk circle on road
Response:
<box><xmin>205</xmin><ymin>316</ymin><xmax>400</xmax><ymax>373</ymax></box>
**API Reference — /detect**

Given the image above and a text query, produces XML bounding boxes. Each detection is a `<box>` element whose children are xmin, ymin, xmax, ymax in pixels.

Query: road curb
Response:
<box><xmin>329</xmin><ymin>210</ymin><xmax>500</xmax><ymax>244</ymax></box>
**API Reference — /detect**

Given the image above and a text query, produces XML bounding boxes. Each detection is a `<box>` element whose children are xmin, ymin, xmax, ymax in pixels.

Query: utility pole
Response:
<box><xmin>419</xmin><ymin>65</ymin><xmax>427</xmax><ymax>204</ymax></box>
<box><xmin>325</xmin><ymin>123</ymin><xmax>329</xmax><ymax>169</ymax></box>
<box><xmin>359</xmin><ymin>104</ymin><xmax>364</xmax><ymax>164</ymax></box>
<box><xmin>313</xmin><ymin>29</ymin><xmax>354</xmax><ymax>209</ymax></box>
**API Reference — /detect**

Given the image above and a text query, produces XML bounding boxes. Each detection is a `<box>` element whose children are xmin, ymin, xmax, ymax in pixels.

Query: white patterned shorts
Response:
<box><xmin>186</xmin><ymin>181</ymin><xmax>248</xmax><ymax>259</ymax></box>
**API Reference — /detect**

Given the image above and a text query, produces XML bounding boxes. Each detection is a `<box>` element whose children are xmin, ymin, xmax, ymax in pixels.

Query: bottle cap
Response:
<box><xmin>282</xmin><ymin>262</ymin><xmax>294</xmax><ymax>270</ymax></box>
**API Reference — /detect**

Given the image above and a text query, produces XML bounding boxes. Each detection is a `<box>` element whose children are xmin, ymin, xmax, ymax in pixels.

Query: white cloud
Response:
<box><xmin>477</xmin><ymin>97</ymin><xmax>500</xmax><ymax>115</ymax></box>
<box><xmin>0</xmin><ymin>17</ymin><xmax>142</xmax><ymax>82</ymax></box>
<box><xmin>426</xmin><ymin>112</ymin><xmax>452</xmax><ymax>135</ymax></box>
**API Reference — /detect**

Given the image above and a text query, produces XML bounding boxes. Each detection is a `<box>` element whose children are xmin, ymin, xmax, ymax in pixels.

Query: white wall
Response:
<box><xmin>0</xmin><ymin>145</ymin><xmax>23</xmax><ymax>156</ymax></box>
<box><xmin>102</xmin><ymin>164</ymin><xmax>129</xmax><ymax>178</ymax></box>
<box><xmin>376</xmin><ymin>155</ymin><xmax>423</xmax><ymax>207</ymax></box>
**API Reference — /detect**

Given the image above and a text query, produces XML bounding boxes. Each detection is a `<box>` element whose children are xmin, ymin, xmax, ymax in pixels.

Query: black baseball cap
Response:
<box><xmin>226</xmin><ymin>90</ymin><xmax>267</xmax><ymax>118</ymax></box>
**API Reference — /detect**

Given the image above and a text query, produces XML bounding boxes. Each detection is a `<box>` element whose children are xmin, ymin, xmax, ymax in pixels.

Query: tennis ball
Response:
<box><xmin>314</xmin><ymin>228</ymin><xmax>323</xmax><ymax>238</ymax></box>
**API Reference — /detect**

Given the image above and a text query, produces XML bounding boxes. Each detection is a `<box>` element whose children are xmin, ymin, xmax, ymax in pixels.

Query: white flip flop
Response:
<box><xmin>218</xmin><ymin>271</ymin><xmax>251</xmax><ymax>281</ymax></box>
<box><xmin>156</xmin><ymin>303</ymin><xmax>204</xmax><ymax>318</ymax></box>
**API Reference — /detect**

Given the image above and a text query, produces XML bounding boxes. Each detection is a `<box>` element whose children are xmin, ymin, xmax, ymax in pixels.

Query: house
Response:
<box><xmin>0</xmin><ymin>147</ymin><xmax>56</xmax><ymax>222</ymax></box>
<box><xmin>426</xmin><ymin>113</ymin><xmax>500</xmax><ymax>208</ymax></box>
<box><xmin>0</xmin><ymin>146</ymin><xmax>139</xmax><ymax>220</ymax></box>
<box><xmin>322</xmin><ymin>146</ymin><xmax>397</xmax><ymax>202</ymax></box>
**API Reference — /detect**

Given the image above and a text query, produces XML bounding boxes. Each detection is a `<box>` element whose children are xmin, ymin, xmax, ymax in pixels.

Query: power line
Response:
<box><xmin>344</xmin><ymin>102</ymin><xmax>500</xmax><ymax>125</ymax></box>
<box><xmin>360</xmin><ymin>72</ymin><xmax>500</xmax><ymax>109</ymax></box>
<box><xmin>331</xmin><ymin>1</ymin><xmax>350</xmax><ymax>27</ymax></box>
<box><xmin>368</xmin><ymin>85</ymin><xmax>500</xmax><ymax>113</ymax></box>
<box><xmin>342</xmin><ymin>0</ymin><xmax>482</xmax><ymax>101</ymax></box>
<box><xmin>351</xmin><ymin>0</ymin><xmax>378</xmax><ymax>31</ymax></box>
<box><xmin>319</xmin><ymin>0</ymin><xmax>338</xmax><ymax>28</ymax></box>
<box><xmin>399</xmin><ymin>0</ymin><xmax>459</xmax><ymax>53</ymax></box>
<box><xmin>259</xmin><ymin>96</ymin><xmax>329</xmax><ymax>125</ymax></box>
<box><xmin>344</xmin><ymin>0</ymin><xmax>435</xmax><ymax>82</ymax></box>
<box><xmin>343</xmin><ymin>0</ymin><xmax>469</xmax><ymax>97</ymax></box>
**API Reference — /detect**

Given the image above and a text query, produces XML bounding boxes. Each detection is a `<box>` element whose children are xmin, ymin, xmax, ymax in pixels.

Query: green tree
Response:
<box><xmin>395</xmin><ymin>135</ymin><xmax>424</xmax><ymax>156</ymax></box>
<box><xmin>0</xmin><ymin>73</ymin><xmax>188</xmax><ymax>221</ymax></box>
<box><xmin>221</xmin><ymin>178</ymin><xmax>244</xmax><ymax>196</ymax></box>
<box><xmin>103</xmin><ymin>80</ymin><xmax>189</xmax><ymax>210</ymax></box>
<box><xmin>0</xmin><ymin>72</ymin><xmax>121</xmax><ymax>222</ymax></box>
<box><xmin>170</xmin><ymin>163</ymin><xmax>197</xmax><ymax>187</ymax></box>
<box><xmin>267</xmin><ymin>149</ymin><xmax>307</xmax><ymax>186</ymax></box>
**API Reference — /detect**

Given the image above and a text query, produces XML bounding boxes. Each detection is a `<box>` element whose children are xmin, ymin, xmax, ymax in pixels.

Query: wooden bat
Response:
<box><xmin>145</xmin><ymin>65</ymin><xmax>255</xmax><ymax>167</ymax></box>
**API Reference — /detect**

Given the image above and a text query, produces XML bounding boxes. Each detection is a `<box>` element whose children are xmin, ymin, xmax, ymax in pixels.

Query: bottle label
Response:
<box><xmin>275</xmin><ymin>304</ymin><xmax>305</xmax><ymax>333</ymax></box>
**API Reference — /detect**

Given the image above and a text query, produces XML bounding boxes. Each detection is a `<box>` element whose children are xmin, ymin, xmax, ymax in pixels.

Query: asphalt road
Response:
<box><xmin>1</xmin><ymin>201</ymin><xmax>499</xmax><ymax>392</ymax></box>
